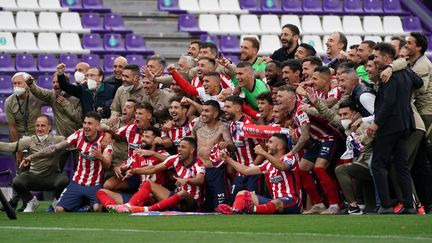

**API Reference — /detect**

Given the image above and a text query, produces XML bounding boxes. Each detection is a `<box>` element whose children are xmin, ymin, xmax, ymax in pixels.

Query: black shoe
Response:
<box><xmin>397</xmin><ymin>207</ymin><xmax>416</xmax><ymax>215</ymax></box>
<box><xmin>347</xmin><ymin>205</ymin><xmax>363</xmax><ymax>215</ymax></box>
<box><xmin>17</xmin><ymin>202</ymin><xmax>27</xmax><ymax>212</ymax></box>
<box><xmin>377</xmin><ymin>207</ymin><xmax>394</xmax><ymax>214</ymax></box>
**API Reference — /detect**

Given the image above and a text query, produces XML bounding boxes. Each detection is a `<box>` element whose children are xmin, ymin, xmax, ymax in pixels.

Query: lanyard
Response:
<box><xmin>16</xmin><ymin>95</ymin><xmax>29</xmax><ymax>135</ymax></box>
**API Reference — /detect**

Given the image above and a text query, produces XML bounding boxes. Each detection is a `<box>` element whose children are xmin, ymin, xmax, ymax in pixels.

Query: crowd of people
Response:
<box><xmin>1</xmin><ymin>23</ymin><xmax>432</xmax><ymax>215</ymax></box>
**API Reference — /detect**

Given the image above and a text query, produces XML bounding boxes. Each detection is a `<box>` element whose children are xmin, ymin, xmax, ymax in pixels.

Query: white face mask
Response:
<box><xmin>123</xmin><ymin>84</ymin><xmax>133</xmax><ymax>93</ymax></box>
<box><xmin>340</xmin><ymin>119</ymin><xmax>352</xmax><ymax>130</ymax></box>
<box><xmin>14</xmin><ymin>87</ymin><xmax>26</xmax><ymax>97</ymax></box>
<box><xmin>87</xmin><ymin>79</ymin><xmax>98</xmax><ymax>90</ymax></box>
<box><xmin>74</xmin><ymin>71</ymin><xmax>85</xmax><ymax>84</ymax></box>
<box><xmin>37</xmin><ymin>134</ymin><xmax>48</xmax><ymax>142</ymax></box>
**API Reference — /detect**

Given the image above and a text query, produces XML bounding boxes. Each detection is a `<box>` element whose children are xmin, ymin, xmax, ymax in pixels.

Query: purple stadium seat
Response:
<box><xmin>220</xmin><ymin>35</ymin><xmax>240</xmax><ymax>54</ymax></box>
<box><xmin>200</xmin><ymin>34</ymin><xmax>218</xmax><ymax>45</ymax></box>
<box><xmin>0</xmin><ymin>156</ymin><xmax>15</xmax><ymax>186</ymax></box>
<box><xmin>82</xmin><ymin>0</ymin><xmax>111</xmax><ymax>13</ymax></box>
<box><xmin>125</xmin><ymin>34</ymin><xmax>154</xmax><ymax>55</ymax></box>
<box><xmin>82</xmin><ymin>33</ymin><xmax>103</xmax><ymax>51</ymax></box>
<box><xmin>261</xmin><ymin>0</ymin><xmax>283</xmax><ymax>13</ymax></box>
<box><xmin>282</xmin><ymin>0</ymin><xmax>303</xmax><ymax>13</ymax></box>
<box><xmin>37</xmin><ymin>75</ymin><xmax>53</xmax><ymax>90</ymax></box>
<box><xmin>0</xmin><ymin>94</ymin><xmax>8</xmax><ymax>123</ymax></box>
<box><xmin>303</xmin><ymin>0</ymin><xmax>323</xmax><ymax>13</ymax></box>
<box><xmin>81</xmin><ymin>54</ymin><xmax>101</xmax><ymax>67</ymax></box>
<box><xmin>103</xmin><ymin>54</ymin><xmax>119</xmax><ymax>73</ymax></box>
<box><xmin>126</xmin><ymin>54</ymin><xmax>145</xmax><ymax>68</ymax></box>
<box><xmin>403</xmin><ymin>16</ymin><xmax>422</xmax><ymax>32</ymax></box>
<box><xmin>178</xmin><ymin>14</ymin><xmax>201</xmax><ymax>34</ymax></box>
<box><xmin>16</xmin><ymin>54</ymin><xmax>38</xmax><ymax>72</ymax></box>
<box><xmin>60</xmin><ymin>0</ymin><xmax>84</xmax><ymax>10</ymax></box>
<box><xmin>38</xmin><ymin>54</ymin><xmax>57</xmax><ymax>72</ymax></box>
<box><xmin>363</xmin><ymin>0</ymin><xmax>383</xmax><ymax>13</ymax></box>
<box><xmin>428</xmin><ymin>37</ymin><xmax>432</xmax><ymax>51</ymax></box>
<box><xmin>82</xmin><ymin>13</ymin><xmax>104</xmax><ymax>32</ymax></box>
<box><xmin>239</xmin><ymin>0</ymin><xmax>260</xmax><ymax>11</ymax></box>
<box><xmin>42</xmin><ymin>106</ymin><xmax>54</xmax><ymax>118</ymax></box>
<box><xmin>104</xmin><ymin>13</ymin><xmax>131</xmax><ymax>33</ymax></box>
<box><xmin>158</xmin><ymin>0</ymin><xmax>182</xmax><ymax>13</ymax></box>
<box><xmin>323</xmin><ymin>0</ymin><xmax>343</xmax><ymax>13</ymax></box>
<box><xmin>0</xmin><ymin>75</ymin><xmax>12</xmax><ymax>95</ymax></box>
<box><xmin>60</xmin><ymin>54</ymin><xmax>79</xmax><ymax>72</ymax></box>
<box><xmin>224</xmin><ymin>55</ymin><xmax>239</xmax><ymax>65</ymax></box>
<box><xmin>104</xmin><ymin>33</ymin><xmax>124</xmax><ymax>52</ymax></box>
<box><xmin>344</xmin><ymin>0</ymin><xmax>363</xmax><ymax>13</ymax></box>
<box><xmin>383</xmin><ymin>0</ymin><xmax>403</xmax><ymax>14</ymax></box>
<box><xmin>0</xmin><ymin>53</ymin><xmax>15</xmax><ymax>73</ymax></box>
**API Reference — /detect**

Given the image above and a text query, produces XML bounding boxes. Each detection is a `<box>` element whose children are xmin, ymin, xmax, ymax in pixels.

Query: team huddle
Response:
<box><xmin>1</xmin><ymin>23</ymin><xmax>432</xmax><ymax>215</ymax></box>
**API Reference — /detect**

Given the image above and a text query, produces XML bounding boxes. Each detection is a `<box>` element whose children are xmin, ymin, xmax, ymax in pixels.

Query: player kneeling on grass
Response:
<box><xmin>217</xmin><ymin>134</ymin><xmax>302</xmax><ymax>214</ymax></box>
<box><xmin>107</xmin><ymin>137</ymin><xmax>205</xmax><ymax>213</ymax></box>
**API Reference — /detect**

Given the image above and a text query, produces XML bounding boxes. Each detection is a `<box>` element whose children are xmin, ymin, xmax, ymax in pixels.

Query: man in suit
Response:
<box><xmin>367</xmin><ymin>42</ymin><xmax>423</xmax><ymax>214</ymax></box>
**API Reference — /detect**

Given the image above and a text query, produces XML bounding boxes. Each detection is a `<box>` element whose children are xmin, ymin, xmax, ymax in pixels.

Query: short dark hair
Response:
<box><xmin>135</xmin><ymin>102</ymin><xmax>154</xmax><ymax>114</ymax></box>
<box><xmin>410</xmin><ymin>32</ymin><xmax>428</xmax><ymax>55</ymax></box>
<box><xmin>360</xmin><ymin>40</ymin><xmax>376</xmax><ymax>49</ymax></box>
<box><xmin>144</xmin><ymin>126</ymin><xmax>161</xmax><ymax>137</ymax></box>
<box><xmin>147</xmin><ymin>55</ymin><xmax>167</xmax><ymax>68</ymax></box>
<box><xmin>90</xmin><ymin>67</ymin><xmax>104</xmax><ymax>81</ymax></box>
<box><xmin>203</xmin><ymin>100</ymin><xmax>221</xmax><ymax>116</ymax></box>
<box><xmin>267</xmin><ymin>60</ymin><xmax>282</xmax><ymax>69</ymax></box>
<box><xmin>243</xmin><ymin>37</ymin><xmax>260</xmax><ymax>50</ymax></box>
<box><xmin>277</xmin><ymin>85</ymin><xmax>297</xmax><ymax>94</ymax></box>
<box><xmin>200</xmin><ymin>42</ymin><xmax>218</xmax><ymax>55</ymax></box>
<box><xmin>271</xmin><ymin>80</ymin><xmax>287</xmax><ymax>88</ymax></box>
<box><xmin>203</xmin><ymin>71</ymin><xmax>220</xmax><ymax>80</ymax></box>
<box><xmin>337</xmin><ymin>32</ymin><xmax>348</xmax><ymax>51</ymax></box>
<box><xmin>282</xmin><ymin>24</ymin><xmax>300</xmax><ymax>36</ymax></box>
<box><xmin>124</xmin><ymin>64</ymin><xmax>140</xmax><ymax>76</ymax></box>
<box><xmin>339</xmin><ymin>100</ymin><xmax>358</xmax><ymax>112</ymax></box>
<box><xmin>390</xmin><ymin>36</ymin><xmax>407</xmax><ymax>50</ymax></box>
<box><xmin>282</xmin><ymin>59</ymin><xmax>302</xmax><ymax>74</ymax></box>
<box><xmin>85</xmin><ymin>111</ymin><xmax>101</xmax><ymax>122</ymax></box>
<box><xmin>197</xmin><ymin>57</ymin><xmax>216</xmax><ymax>67</ymax></box>
<box><xmin>236</xmin><ymin>61</ymin><xmax>253</xmax><ymax>70</ymax></box>
<box><xmin>314</xmin><ymin>66</ymin><xmax>331</xmax><ymax>79</ymax></box>
<box><xmin>336</xmin><ymin>61</ymin><xmax>355</xmax><ymax>72</ymax></box>
<box><xmin>181</xmin><ymin>136</ymin><xmax>197</xmax><ymax>150</ymax></box>
<box><xmin>169</xmin><ymin>96</ymin><xmax>188</xmax><ymax>109</ymax></box>
<box><xmin>271</xmin><ymin>133</ymin><xmax>289</xmax><ymax>150</ymax></box>
<box><xmin>126</xmin><ymin>98</ymin><xmax>137</xmax><ymax>104</ymax></box>
<box><xmin>190</xmin><ymin>40</ymin><xmax>201</xmax><ymax>46</ymax></box>
<box><xmin>225</xmin><ymin>95</ymin><xmax>244</xmax><ymax>106</ymax></box>
<box><xmin>299</xmin><ymin>43</ymin><xmax>317</xmax><ymax>57</ymax></box>
<box><xmin>349</xmin><ymin>44</ymin><xmax>359</xmax><ymax>50</ymax></box>
<box><xmin>374</xmin><ymin>42</ymin><xmax>396</xmax><ymax>60</ymax></box>
<box><xmin>257</xmin><ymin>92</ymin><xmax>273</xmax><ymax>105</ymax></box>
<box><xmin>302</xmin><ymin>56</ymin><xmax>323</xmax><ymax>67</ymax></box>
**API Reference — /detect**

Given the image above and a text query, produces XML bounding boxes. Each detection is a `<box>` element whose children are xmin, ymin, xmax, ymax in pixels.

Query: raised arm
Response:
<box><xmin>27</xmin><ymin>81</ymin><xmax>55</xmax><ymax>105</ymax></box>
<box><xmin>57</xmin><ymin>64</ymin><xmax>82</xmax><ymax>98</ymax></box>
<box><xmin>169</xmin><ymin>67</ymin><xmax>199</xmax><ymax>97</ymax></box>
<box><xmin>0</xmin><ymin>137</ymin><xmax>31</xmax><ymax>153</ymax></box>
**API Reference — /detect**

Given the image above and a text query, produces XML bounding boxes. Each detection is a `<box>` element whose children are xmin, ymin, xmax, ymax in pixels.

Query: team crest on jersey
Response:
<box><xmin>80</xmin><ymin>151</ymin><xmax>96</xmax><ymax>161</ymax></box>
<box><xmin>270</xmin><ymin>175</ymin><xmax>284</xmax><ymax>183</ymax></box>
<box><xmin>234</xmin><ymin>140</ymin><xmax>245</xmax><ymax>147</ymax></box>
<box><xmin>129</xmin><ymin>143</ymin><xmax>140</xmax><ymax>150</ymax></box>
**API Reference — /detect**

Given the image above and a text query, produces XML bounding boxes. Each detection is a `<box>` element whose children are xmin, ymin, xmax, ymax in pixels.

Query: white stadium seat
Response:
<box><xmin>39</xmin><ymin>0</ymin><xmax>67</xmax><ymax>12</ymax></box>
<box><xmin>384</xmin><ymin>36</ymin><xmax>392</xmax><ymax>42</ymax></box>
<box><xmin>281</xmin><ymin>15</ymin><xmax>302</xmax><ymax>32</ymax></box>
<box><xmin>322</xmin><ymin>16</ymin><xmax>343</xmax><ymax>34</ymax></box>
<box><xmin>199</xmin><ymin>14</ymin><xmax>220</xmax><ymax>33</ymax></box>
<box><xmin>302</xmin><ymin>15</ymin><xmax>323</xmax><ymax>35</ymax></box>
<box><xmin>342</xmin><ymin>16</ymin><xmax>364</xmax><ymax>35</ymax></box>
<box><xmin>260</xmin><ymin>15</ymin><xmax>281</xmax><ymax>34</ymax></box>
<box><xmin>383</xmin><ymin>16</ymin><xmax>405</xmax><ymax>35</ymax></box>
<box><xmin>37</xmin><ymin>32</ymin><xmax>60</xmax><ymax>53</ymax></box>
<box><xmin>0</xmin><ymin>0</ymin><xmax>18</xmax><ymax>10</ymax></box>
<box><xmin>198</xmin><ymin>0</ymin><xmax>222</xmax><ymax>13</ymax></box>
<box><xmin>39</xmin><ymin>12</ymin><xmax>61</xmax><ymax>32</ymax></box>
<box><xmin>16</xmin><ymin>11</ymin><xmax>39</xmax><ymax>31</ymax></box>
<box><xmin>179</xmin><ymin>0</ymin><xmax>200</xmax><ymax>13</ymax></box>
<box><xmin>240</xmin><ymin>14</ymin><xmax>261</xmax><ymax>34</ymax></box>
<box><xmin>60</xmin><ymin>33</ymin><xmax>88</xmax><ymax>54</ymax></box>
<box><xmin>346</xmin><ymin>35</ymin><xmax>362</xmax><ymax>48</ymax></box>
<box><xmin>364</xmin><ymin>36</ymin><xmax>383</xmax><ymax>43</ymax></box>
<box><xmin>302</xmin><ymin>35</ymin><xmax>324</xmax><ymax>55</ymax></box>
<box><xmin>16</xmin><ymin>0</ymin><xmax>39</xmax><ymax>10</ymax></box>
<box><xmin>0</xmin><ymin>32</ymin><xmax>16</xmax><ymax>52</ymax></box>
<box><xmin>60</xmin><ymin>12</ymin><xmax>87</xmax><ymax>33</ymax></box>
<box><xmin>219</xmin><ymin>14</ymin><xmax>241</xmax><ymax>34</ymax></box>
<box><xmin>363</xmin><ymin>16</ymin><xmax>384</xmax><ymax>35</ymax></box>
<box><xmin>219</xmin><ymin>0</ymin><xmax>247</xmax><ymax>14</ymax></box>
<box><xmin>259</xmin><ymin>35</ymin><xmax>280</xmax><ymax>55</ymax></box>
<box><xmin>16</xmin><ymin>32</ymin><xmax>39</xmax><ymax>53</ymax></box>
<box><xmin>0</xmin><ymin>11</ymin><xmax>16</xmax><ymax>31</ymax></box>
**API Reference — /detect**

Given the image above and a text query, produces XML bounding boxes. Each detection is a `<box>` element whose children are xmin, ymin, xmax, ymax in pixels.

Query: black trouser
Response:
<box><xmin>12</xmin><ymin>171</ymin><xmax>69</xmax><ymax>202</ymax></box>
<box><xmin>372</xmin><ymin>130</ymin><xmax>413</xmax><ymax>208</ymax></box>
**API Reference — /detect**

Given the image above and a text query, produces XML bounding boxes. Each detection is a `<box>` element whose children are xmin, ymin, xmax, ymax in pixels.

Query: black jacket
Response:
<box><xmin>104</xmin><ymin>75</ymin><xmax>123</xmax><ymax>94</ymax></box>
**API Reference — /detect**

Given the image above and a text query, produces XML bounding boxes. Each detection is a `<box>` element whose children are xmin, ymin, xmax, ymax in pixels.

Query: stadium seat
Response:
<box><xmin>0</xmin><ymin>32</ymin><xmax>16</xmax><ymax>52</ymax></box>
<box><xmin>240</xmin><ymin>14</ymin><xmax>261</xmax><ymax>34</ymax></box>
<box><xmin>125</xmin><ymin>34</ymin><xmax>154</xmax><ymax>55</ymax></box>
<box><xmin>261</xmin><ymin>0</ymin><xmax>283</xmax><ymax>14</ymax></box>
<box><xmin>39</xmin><ymin>0</ymin><xmax>66</xmax><ymax>11</ymax></box>
<box><xmin>301</xmin><ymin>15</ymin><xmax>323</xmax><ymax>35</ymax></box>
<box><xmin>303</xmin><ymin>0</ymin><xmax>323</xmax><ymax>13</ymax></box>
<box><xmin>323</xmin><ymin>0</ymin><xmax>343</xmax><ymax>13</ymax></box>
<box><xmin>403</xmin><ymin>16</ymin><xmax>422</xmax><ymax>32</ymax></box>
<box><xmin>198</xmin><ymin>0</ymin><xmax>222</xmax><ymax>13</ymax></box>
<box><xmin>82</xmin><ymin>33</ymin><xmax>103</xmax><ymax>51</ymax></box>
<box><xmin>158</xmin><ymin>0</ymin><xmax>180</xmax><ymax>12</ymax></box>
<box><xmin>220</xmin><ymin>35</ymin><xmax>240</xmax><ymax>54</ymax></box>
<box><xmin>37</xmin><ymin>75</ymin><xmax>53</xmax><ymax>89</ymax></box>
<box><xmin>39</xmin><ymin>12</ymin><xmax>62</xmax><ymax>32</ymax></box>
<box><xmin>82</xmin><ymin>12</ymin><xmax>103</xmax><ymax>32</ymax></box>
<box><xmin>219</xmin><ymin>0</ymin><xmax>247</xmax><ymax>14</ymax></box>
<box><xmin>363</xmin><ymin>16</ymin><xmax>384</xmax><ymax>35</ymax></box>
<box><xmin>342</xmin><ymin>16</ymin><xmax>364</xmax><ymax>35</ymax></box>
<box><xmin>281</xmin><ymin>15</ymin><xmax>302</xmax><ymax>32</ymax></box>
<box><xmin>363</xmin><ymin>0</ymin><xmax>383</xmax><ymax>13</ymax></box>
<box><xmin>16</xmin><ymin>53</ymin><xmax>38</xmax><ymax>72</ymax></box>
<box><xmin>428</xmin><ymin>38</ymin><xmax>432</xmax><ymax>51</ymax></box>
<box><xmin>16</xmin><ymin>0</ymin><xmax>39</xmax><ymax>10</ymax></box>
<box><xmin>16</xmin><ymin>11</ymin><xmax>39</xmax><ymax>32</ymax></box>
<box><xmin>0</xmin><ymin>76</ymin><xmax>13</xmax><ymax>95</ymax></box>
<box><xmin>259</xmin><ymin>34</ymin><xmax>280</xmax><ymax>55</ymax></box>
<box><xmin>0</xmin><ymin>11</ymin><xmax>16</xmax><ymax>31</ymax></box>
<box><xmin>126</xmin><ymin>54</ymin><xmax>145</xmax><ymax>68</ymax></box>
<box><xmin>344</xmin><ymin>0</ymin><xmax>363</xmax><ymax>13</ymax></box>
<box><xmin>104</xmin><ymin>33</ymin><xmax>124</xmax><ymax>52</ymax></box>
<box><xmin>224</xmin><ymin>54</ymin><xmax>239</xmax><ymax>65</ymax></box>
<box><xmin>260</xmin><ymin>15</ymin><xmax>281</xmax><ymax>35</ymax></box>
<box><xmin>239</xmin><ymin>0</ymin><xmax>260</xmax><ymax>12</ymax></box>
<box><xmin>199</xmin><ymin>14</ymin><xmax>220</xmax><ymax>33</ymax></box>
<box><xmin>179</xmin><ymin>0</ymin><xmax>200</xmax><ymax>13</ymax></box>
<box><xmin>61</xmin><ymin>12</ymin><xmax>87</xmax><ymax>33</ymax></box>
<box><xmin>60</xmin><ymin>54</ymin><xmax>79</xmax><ymax>72</ymax></box>
<box><xmin>322</xmin><ymin>16</ymin><xmax>343</xmax><ymax>34</ymax></box>
<box><xmin>302</xmin><ymin>35</ymin><xmax>324</xmax><ymax>55</ymax></box>
<box><xmin>0</xmin><ymin>53</ymin><xmax>15</xmax><ymax>72</ymax></box>
<box><xmin>200</xmin><ymin>34</ymin><xmax>218</xmax><ymax>44</ymax></box>
<box><xmin>0</xmin><ymin>0</ymin><xmax>18</xmax><ymax>10</ymax></box>
<box><xmin>60</xmin><ymin>0</ymin><xmax>83</xmax><ymax>10</ymax></box>
<box><xmin>282</xmin><ymin>0</ymin><xmax>302</xmax><ymax>13</ymax></box>
<box><xmin>346</xmin><ymin>35</ymin><xmax>362</xmax><ymax>48</ymax></box>
<box><xmin>82</xmin><ymin>0</ymin><xmax>111</xmax><ymax>13</ymax></box>
<box><xmin>104</xmin><ymin>13</ymin><xmax>131</xmax><ymax>33</ymax></box>
<box><xmin>38</xmin><ymin>32</ymin><xmax>61</xmax><ymax>53</ymax></box>
<box><xmin>240</xmin><ymin>34</ymin><xmax>260</xmax><ymax>44</ymax></box>
<box><xmin>16</xmin><ymin>32</ymin><xmax>39</xmax><ymax>53</ymax></box>
<box><xmin>383</xmin><ymin>36</ymin><xmax>392</xmax><ymax>42</ymax></box>
<box><xmin>103</xmin><ymin>54</ymin><xmax>118</xmax><ymax>73</ymax></box>
<box><xmin>178</xmin><ymin>14</ymin><xmax>201</xmax><ymax>33</ymax></box>
<box><xmin>219</xmin><ymin>14</ymin><xmax>241</xmax><ymax>35</ymax></box>
<box><xmin>383</xmin><ymin>0</ymin><xmax>403</xmax><ymax>14</ymax></box>
<box><xmin>383</xmin><ymin>16</ymin><xmax>405</xmax><ymax>35</ymax></box>
<box><xmin>38</xmin><ymin>54</ymin><xmax>57</xmax><ymax>72</ymax></box>
<box><xmin>60</xmin><ymin>33</ymin><xmax>86</xmax><ymax>54</ymax></box>
<box><xmin>81</xmin><ymin>54</ymin><xmax>100</xmax><ymax>67</ymax></box>
<box><xmin>364</xmin><ymin>35</ymin><xmax>383</xmax><ymax>43</ymax></box>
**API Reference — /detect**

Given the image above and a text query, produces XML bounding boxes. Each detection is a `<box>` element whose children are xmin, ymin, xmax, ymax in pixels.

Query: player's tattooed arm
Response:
<box><xmin>290</xmin><ymin>123</ymin><xmax>311</xmax><ymax>155</ymax></box>
<box><xmin>220</xmin><ymin>124</ymin><xmax>236</xmax><ymax>153</ymax></box>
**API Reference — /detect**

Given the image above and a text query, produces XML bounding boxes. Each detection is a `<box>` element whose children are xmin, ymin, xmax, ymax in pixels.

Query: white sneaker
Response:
<box><xmin>51</xmin><ymin>198</ymin><xmax>58</xmax><ymax>209</ymax></box>
<box><xmin>23</xmin><ymin>196</ymin><xmax>40</xmax><ymax>213</ymax></box>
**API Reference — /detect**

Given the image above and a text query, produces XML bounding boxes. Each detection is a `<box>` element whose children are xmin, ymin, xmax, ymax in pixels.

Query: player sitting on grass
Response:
<box><xmin>107</xmin><ymin>137</ymin><xmax>205</xmax><ymax>213</ymax></box>
<box><xmin>217</xmin><ymin>134</ymin><xmax>302</xmax><ymax>214</ymax></box>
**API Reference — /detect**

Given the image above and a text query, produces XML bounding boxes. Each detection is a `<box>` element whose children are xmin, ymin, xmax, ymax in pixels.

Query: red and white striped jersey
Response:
<box><xmin>161</xmin><ymin>120</ymin><xmax>195</xmax><ymax>147</ymax></box>
<box><xmin>128</xmin><ymin>149</ymin><xmax>170</xmax><ymax>186</ymax></box>
<box><xmin>67</xmin><ymin>130</ymin><xmax>112</xmax><ymax>186</ymax></box>
<box><xmin>163</xmin><ymin>155</ymin><xmax>205</xmax><ymax>200</ymax></box>
<box><xmin>117</xmin><ymin>121</ymin><xmax>142</xmax><ymax>156</ymax></box>
<box><xmin>191</xmin><ymin>74</ymin><xmax>235</xmax><ymax>90</ymax></box>
<box><xmin>228</xmin><ymin>116</ymin><xmax>257</xmax><ymax>175</ymax></box>
<box><xmin>259</xmin><ymin>154</ymin><xmax>300</xmax><ymax>200</ymax></box>
<box><xmin>327</xmin><ymin>87</ymin><xmax>342</xmax><ymax>100</ymax></box>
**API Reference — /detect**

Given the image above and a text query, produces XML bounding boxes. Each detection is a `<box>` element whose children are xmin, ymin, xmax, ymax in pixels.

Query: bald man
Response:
<box><xmin>105</xmin><ymin>56</ymin><xmax>128</xmax><ymax>93</ymax></box>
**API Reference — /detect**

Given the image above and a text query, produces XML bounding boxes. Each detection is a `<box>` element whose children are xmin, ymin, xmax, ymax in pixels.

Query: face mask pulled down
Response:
<box><xmin>14</xmin><ymin>87</ymin><xmax>26</xmax><ymax>97</ymax></box>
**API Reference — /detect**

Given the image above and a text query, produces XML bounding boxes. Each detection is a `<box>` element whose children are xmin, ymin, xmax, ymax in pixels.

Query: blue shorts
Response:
<box><xmin>125</xmin><ymin>174</ymin><xmax>141</xmax><ymax>194</ymax></box>
<box><xmin>302</xmin><ymin>140</ymin><xmax>337</xmax><ymax>163</ymax></box>
<box><xmin>204</xmin><ymin>166</ymin><xmax>229</xmax><ymax>211</ymax></box>
<box><xmin>256</xmin><ymin>194</ymin><xmax>302</xmax><ymax>214</ymax></box>
<box><xmin>120</xmin><ymin>192</ymin><xmax>133</xmax><ymax>203</ymax></box>
<box><xmin>231</xmin><ymin>175</ymin><xmax>259</xmax><ymax>199</ymax></box>
<box><xmin>57</xmin><ymin>181</ymin><xmax>101</xmax><ymax>212</ymax></box>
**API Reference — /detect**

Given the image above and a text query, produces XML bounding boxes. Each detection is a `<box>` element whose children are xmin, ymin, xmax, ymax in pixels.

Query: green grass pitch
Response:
<box><xmin>0</xmin><ymin>202</ymin><xmax>431</xmax><ymax>242</ymax></box>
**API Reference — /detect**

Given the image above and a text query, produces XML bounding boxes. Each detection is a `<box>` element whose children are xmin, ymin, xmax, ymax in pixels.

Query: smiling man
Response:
<box><xmin>270</xmin><ymin>24</ymin><xmax>300</xmax><ymax>62</ymax></box>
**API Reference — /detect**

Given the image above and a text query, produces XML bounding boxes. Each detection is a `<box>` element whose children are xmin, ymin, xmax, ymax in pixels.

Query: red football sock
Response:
<box><xmin>300</xmin><ymin>170</ymin><xmax>322</xmax><ymax>204</ymax></box>
<box><xmin>314</xmin><ymin>167</ymin><xmax>339</xmax><ymax>205</ymax></box>
<box><xmin>255</xmin><ymin>202</ymin><xmax>277</xmax><ymax>214</ymax></box>
<box><xmin>96</xmin><ymin>190</ymin><xmax>116</xmax><ymax>207</ymax></box>
<box><xmin>232</xmin><ymin>194</ymin><xmax>245</xmax><ymax>212</ymax></box>
<box><xmin>128</xmin><ymin>181</ymin><xmax>152</xmax><ymax>206</ymax></box>
<box><xmin>149</xmin><ymin>194</ymin><xmax>181</xmax><ymax>211</ymax></box>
